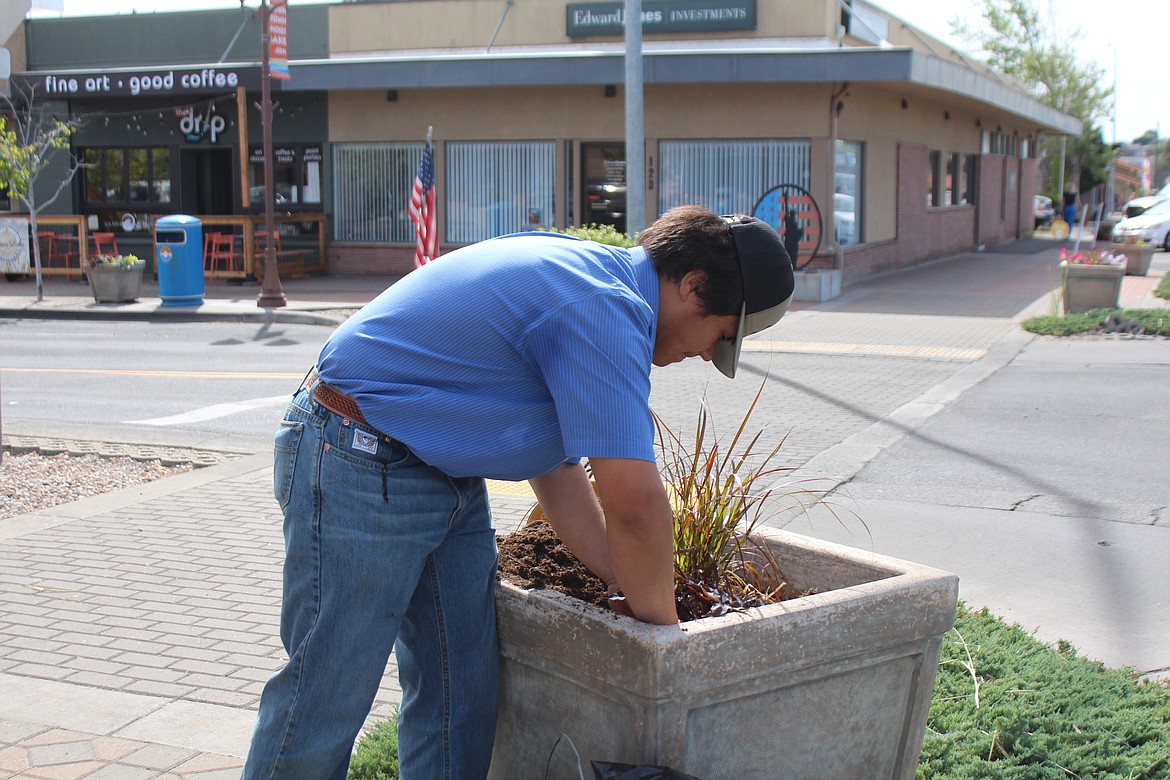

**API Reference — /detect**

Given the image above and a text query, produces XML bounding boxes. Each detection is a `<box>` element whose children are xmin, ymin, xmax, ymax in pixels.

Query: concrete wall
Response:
<box><xmin>329</xmin><ymin>0</ymin><xmax>836</xmax><ymax>53</ymax></box>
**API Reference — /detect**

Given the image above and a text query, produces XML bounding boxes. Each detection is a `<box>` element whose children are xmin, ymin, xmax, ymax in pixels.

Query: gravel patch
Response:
<box><xmin>0</xmin><ymin>451</ymin><xmax>194</xmax><ymax>519</ymax></box>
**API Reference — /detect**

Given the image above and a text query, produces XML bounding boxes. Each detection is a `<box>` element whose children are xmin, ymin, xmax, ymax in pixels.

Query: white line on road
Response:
<box><xmin>125</xmin><ymin>395</ymin><xmax>291</xmax><ymax>426</ymax></box>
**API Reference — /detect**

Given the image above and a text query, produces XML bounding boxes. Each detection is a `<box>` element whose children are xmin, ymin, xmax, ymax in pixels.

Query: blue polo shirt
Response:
<box><xmin>316</xmin><ymin>232</ymin><xmax>660</xmax><ymax>481</ymax></box>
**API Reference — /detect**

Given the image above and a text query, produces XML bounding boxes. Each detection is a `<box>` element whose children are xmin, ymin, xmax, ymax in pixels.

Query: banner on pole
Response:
<box><xmin>269</xmin><ymin>1</ymin><xmax>290</xmax><ymax>80</ymax></box>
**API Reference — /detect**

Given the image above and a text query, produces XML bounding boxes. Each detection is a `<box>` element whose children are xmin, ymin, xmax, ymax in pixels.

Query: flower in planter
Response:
<box><xmin>1059</xmin><ymin>247</ymin><xmax>1126</xmax><ymax>266</ymax></box>
<box><xmin>87</xmin><ymin>253</ymin><xmax>140</xmax><ymax>268</ymax></box>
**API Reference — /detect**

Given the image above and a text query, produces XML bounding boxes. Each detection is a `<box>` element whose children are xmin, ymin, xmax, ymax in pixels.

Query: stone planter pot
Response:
<box><xmin>792</xmin><ymin>268</ymin><xmax>842</xmax><ymax>302</ymax></box>
<box><xmin>1061</xmin><ymin>260</ymin><xmax>1125</xmax><ymax>314</ymax></box>
<box><xmin>1111</xmin><ymin>243</ymin><xmax>1156</xmax><ymax>276</ymax></box>
<box><xmin>490</xmin><ymin>526</ymin><xmax>958</xmax><ymax>780</ymax></box>
<box><xmin>84</xmin><ymin>261</ymin><xmax>145</xmax><ymax>303</ymax></box>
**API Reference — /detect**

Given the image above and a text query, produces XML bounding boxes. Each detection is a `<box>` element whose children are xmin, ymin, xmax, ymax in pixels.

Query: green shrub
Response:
<box><xmin>541</xmin><ymin>223</ymin><xmax>637</xmax><ymax>247</ymax></box>
<box><xmin>1021</xmin><ymin>310</ymin><xmax>1109</xmax><ymax>336</ymax></box>
<box><xmin>918</xmin><ymin>604</ymin><xmax>1170</xmax><ymax>779</ymax></box>
<box><xmin>348</xmin><ymin>714</ymin><xmax>399</xmax><ymax>780</ymax></box>
<box><xmin>1021</xmin><ymin>309</ymin><xmax>1170</xmax><ymax>337</ymax></box>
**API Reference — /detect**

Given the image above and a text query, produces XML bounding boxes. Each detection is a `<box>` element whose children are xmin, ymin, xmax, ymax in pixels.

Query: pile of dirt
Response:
<box><xmin>497</xmin><ymin>521</ymin><xmax>610</xmax><ymax>607</ymax></box>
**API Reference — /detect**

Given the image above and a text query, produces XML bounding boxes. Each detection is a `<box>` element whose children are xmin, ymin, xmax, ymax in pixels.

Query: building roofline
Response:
<box><xmin>14</xmin><ymin>45</ymin><xmax>1081</xmax><ymax>135</ymax></box>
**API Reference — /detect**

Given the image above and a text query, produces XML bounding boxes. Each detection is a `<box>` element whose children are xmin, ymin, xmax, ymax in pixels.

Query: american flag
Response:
<box><xmin>408</xmin><ymin>138</ymin><xmax>438</xmax><ymax>268</ymax></box>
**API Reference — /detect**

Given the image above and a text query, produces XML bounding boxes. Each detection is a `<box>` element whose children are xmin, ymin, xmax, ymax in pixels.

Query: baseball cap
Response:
<box><xmin>712</xmin><ymin>215</ymin><xmax>795</xmax><ymax>379</ymax></box>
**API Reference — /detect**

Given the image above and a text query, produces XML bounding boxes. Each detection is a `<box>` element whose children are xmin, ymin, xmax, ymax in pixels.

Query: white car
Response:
<box><xmin>1122</xmin><ymin>182</ymin><xmax>1170</xmax><ymax>218</ymax></box>
<box><xmin>1111</xmin><ymin>197</ymin><xmax>1170</xmax><ymax>250</ymax></box>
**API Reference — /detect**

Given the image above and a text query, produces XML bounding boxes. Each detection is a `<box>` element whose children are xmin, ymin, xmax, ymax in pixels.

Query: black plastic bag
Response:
<box><xmin>590</xmin><ymin>760</ymin><xmax>705</xmax><ymax>780</ymax></box>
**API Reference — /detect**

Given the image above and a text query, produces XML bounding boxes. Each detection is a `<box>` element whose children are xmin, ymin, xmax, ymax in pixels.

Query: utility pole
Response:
<box><xmin>256</xmin><ymin>0</ymin><xmax>287</xmax><ymax>308</ymax></box>
<box><xmin>624</xmin><ymin>0</ymin><xmax>645</xmax><ymax>234</ymax></box>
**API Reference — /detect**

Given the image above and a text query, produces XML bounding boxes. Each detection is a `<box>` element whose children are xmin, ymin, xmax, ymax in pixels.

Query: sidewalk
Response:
<box><xmin>1</xmin><ymin>241</ymin><xmax>1167</xmax><ymax>779</ymax></box>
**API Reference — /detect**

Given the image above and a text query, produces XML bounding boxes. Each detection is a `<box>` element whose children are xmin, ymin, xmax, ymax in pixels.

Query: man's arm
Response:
<box><xmin>586</xmin><ymin>457</ymin><xmax>678</xmax><ymax>625</ymax></box>
<box><xmin>528</xmin><ymin>459</ymin><xmax>679</xmax><ymax>626</ymax></box>
<box><xmin>528</xmin><ymin>462</ymin><xmax>617</xmax><ymax>593</ymax></box>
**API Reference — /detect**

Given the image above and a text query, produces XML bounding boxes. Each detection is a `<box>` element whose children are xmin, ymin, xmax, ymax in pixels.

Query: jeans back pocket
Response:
<box><xmin>273</xmin><ymin>419</ymin><xmax>306</xmax><ymax>509</ymax></box>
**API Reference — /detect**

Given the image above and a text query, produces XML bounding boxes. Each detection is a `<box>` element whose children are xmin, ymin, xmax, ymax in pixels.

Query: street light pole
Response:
<box><xmin>1108</xmin><ymin>45</ymin><xmax>1117</xmax><ymax>213</ymax></box>
<box><xmin>256</xmin><ymin>0</ymin><xmax>287</xmax><ymax>308</ymax></box>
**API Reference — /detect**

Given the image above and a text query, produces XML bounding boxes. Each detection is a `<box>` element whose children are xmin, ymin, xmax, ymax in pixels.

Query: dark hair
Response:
<box><xmin>638</xmin><ymin>205</ymin><xmax>742</xmax><ymax>316</ymax></box>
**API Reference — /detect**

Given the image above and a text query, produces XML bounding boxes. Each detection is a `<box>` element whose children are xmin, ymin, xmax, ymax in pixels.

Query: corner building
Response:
<box><xmin>8</xmin><ymin>0</ymin><xmax>1079</xmax><ymax>282</ymax></box>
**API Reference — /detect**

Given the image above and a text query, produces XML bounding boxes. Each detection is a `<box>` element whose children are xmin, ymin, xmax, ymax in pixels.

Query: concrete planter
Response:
<box><xmin>1111</xmin><ymin>243</ymin><xmax>1155</xmax><ymax>276</ymax></box>
<box><xmin>1061</xmin><ymin>260</ymin><xmax>1124</xmax><ymax>314</ymax></box>
<box><xmin>491</xmin><ymin>526</ymin><xmax>958</xmax><ymax>780</ymax></box>
<box><xmin>84</xmin><ymin>260</ymin><xmax>145</xmax><ymax>303</ymax></box>
<box><xmin>792</xmin><ymin>268</ymin><xmax>841</xmax><ymax>302</ymax></box>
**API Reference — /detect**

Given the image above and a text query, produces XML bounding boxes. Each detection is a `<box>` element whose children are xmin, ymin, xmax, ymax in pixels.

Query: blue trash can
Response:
<box><xmin>155</xmin><ymin>215</ymin><xmax>204</xmax><ymax>307</ymax></box>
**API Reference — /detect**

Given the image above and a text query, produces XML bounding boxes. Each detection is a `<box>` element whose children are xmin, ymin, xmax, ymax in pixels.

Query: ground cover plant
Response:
<box><xmin>920</xmin><ymin>604</ymin><xmax>1170</xmax><ymax>779</ymax></box>
<box><xmin>1022</xmin><ymin>308</ymin><xmax>1170</xmax><ymax>337</ymax></box>
<box><xmin>348</xmin><ymin>714</ymin><xmax>399</xmax><ymax>780</ymax></box>
<box><xmin>349</xmin><ymin>605</ymin><xmax>1170</xmax><ymax>779</ymax></box>
<box><xmin>1156</xmin><ymin>273</ymin><xmax>1170</xmax><ymax>300</ymax></box>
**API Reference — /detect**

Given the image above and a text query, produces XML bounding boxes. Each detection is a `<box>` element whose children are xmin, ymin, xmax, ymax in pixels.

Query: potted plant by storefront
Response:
<box><xmin>84</xmin><ymin>253</ymin><xmax>145</xmax><ymax>303</ymax></box>
<box><xmin>492</xmin><ymin>393</ymin><xmax>958</xmax><ymax>780</ymax></box>
<box><xmin>1110</xmin><ymin>237</ymin><xmax>1156</xmax><ymax>276</ymax></box>
<box><xmin>1059</xmin><ymin>247</ymin><xmax>1127</xmax><ymax>314</ymax></box>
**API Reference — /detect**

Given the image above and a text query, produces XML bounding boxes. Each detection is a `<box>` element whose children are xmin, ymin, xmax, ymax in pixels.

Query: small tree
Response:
<box><xmin>951</xmin><ymin>0</ymin><xmax>1113</xmax><ymax>201</ymax></box>
<box><xmin>0</xmin><ymin>84</ymin><xmax>84</xmax><ymax>302</ymax></box>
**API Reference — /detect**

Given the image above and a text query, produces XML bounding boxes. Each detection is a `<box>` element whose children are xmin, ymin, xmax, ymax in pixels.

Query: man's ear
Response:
<box><xmin>678</xmin><ymin>269</ymin><xmax>708</xmax><ymax>304</ymax></box>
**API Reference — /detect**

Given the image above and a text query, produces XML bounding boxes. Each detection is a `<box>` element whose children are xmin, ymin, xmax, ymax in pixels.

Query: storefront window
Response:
<box><xmin>658</xmin><ymin>139</ymin><xmax>810</xmax><ymax>216</ymax></box>
<box><xmin>835</xmin><ymin>140</ymin><xmax>862</xmax><ymax>245</ymax></box>
<box><xmin>927</xmin><ymin>150</ymin><xmax>941</xmax><ymax>207</ymax></box>
<box><xmin>332</xmin><ymin>142</ymin><xmax>422</xmax><ymax>242</ymax></box>
<box><xmin>445</xmin><ymin>140</ymin><xmax>556</xmax><ymax>243</ymax></box>
<box><xmin>248</xmin><ymin>144</ymin><xmax>323</xmax><ymax>207</ymax></box>
<box><xmin>82</xmin><ymin>147</ymin><xmax>171</xmax><ymax>207</ymax></box>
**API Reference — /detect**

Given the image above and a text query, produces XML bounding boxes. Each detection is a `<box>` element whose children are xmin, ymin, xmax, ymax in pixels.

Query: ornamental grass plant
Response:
<box><xmin>654</xmin><ymin>383</ymin><xmax>833</xmax><ymax>620</ymax></box>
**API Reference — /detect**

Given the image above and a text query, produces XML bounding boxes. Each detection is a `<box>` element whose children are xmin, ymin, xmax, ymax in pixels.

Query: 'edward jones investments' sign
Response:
<box><xmin>567</xmin><ymin>0</ymin><xmax>756</xmax><ymax>36</ymax></box>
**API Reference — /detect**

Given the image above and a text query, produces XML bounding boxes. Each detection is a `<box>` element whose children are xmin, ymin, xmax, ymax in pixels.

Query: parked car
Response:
<box><xmin>834</xmin><ymin>192</ymin><xmax>856</xmax><ymax>244</ymax></box>
<box><xmin>1111</xmin><ymin>197</ymin><xmax>1170</xmax><ymax>250</ymax></box>
<box><xmin>1122</xmin><ymin>182</ymin><xmax>1170</xmax><ymax>218</ymax></box>
<box><xmin>1034</xmin><ymin>195</ymin><xmax>1054</xmax><ymax>227</ymax></box>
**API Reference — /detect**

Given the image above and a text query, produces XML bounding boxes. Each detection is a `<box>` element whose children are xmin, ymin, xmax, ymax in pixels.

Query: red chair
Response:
<box><xmin>254</xmin><ymin>229</ymin><xmax>282</xmax><ymax>254</ymax></box>
<box><xmin>38</xmin><ymin>231</ymin><xmax>77</xmax><ymax>267</ymax></box>
<box><xmin>89</xmin><ymin>231</ymin><xmax>119</xmax><ymax>257</ymax></box>
<box><xmin>204</xmin><ymin>232</ymin><xmax>241</xmax><ymax>272</ymax></box>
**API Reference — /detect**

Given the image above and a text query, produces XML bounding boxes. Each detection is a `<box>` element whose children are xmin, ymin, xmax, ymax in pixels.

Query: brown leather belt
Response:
<box><xmin>306</xmin><ymin>368</ymin><xmax>369</xmax><ymax>425</ymax></box>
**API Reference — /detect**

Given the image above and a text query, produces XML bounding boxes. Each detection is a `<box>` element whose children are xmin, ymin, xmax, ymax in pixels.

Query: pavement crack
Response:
<box><xmin>1008</xmin><ymin>494</ymin><xmax>1043</xmax><ymax>512</ymax></box>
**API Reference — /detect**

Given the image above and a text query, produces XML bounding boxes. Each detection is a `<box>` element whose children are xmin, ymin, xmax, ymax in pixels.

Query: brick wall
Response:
<box><xmin>329</xmin><ymin>243</ymin><xmax>420</xmax><ymax>276</ymax></box>
<box><xmin>839</xmin><ymin>144</ymin><xmax>976</xmax><ymax>282</ymax></box>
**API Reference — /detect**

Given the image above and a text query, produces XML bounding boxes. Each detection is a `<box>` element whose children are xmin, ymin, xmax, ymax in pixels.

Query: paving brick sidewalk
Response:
<box><xmin>0</xmin><ymin>242</ymin><xmax>1166</xmax><ymax>778</ymax></box>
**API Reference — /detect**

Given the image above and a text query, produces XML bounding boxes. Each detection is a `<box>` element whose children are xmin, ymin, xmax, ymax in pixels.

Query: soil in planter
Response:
<box><xmin>497</xmin><ymin>521</ymin><xmax>611</xmax><ymax>608</ymax></box>
<box><xmin>497</xmin><ymin>522</ymin><xmax>802</xmax><ymax>622</ymax></box>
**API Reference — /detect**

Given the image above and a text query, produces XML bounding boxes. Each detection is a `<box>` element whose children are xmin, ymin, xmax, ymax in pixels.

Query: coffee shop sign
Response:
<box><xmin>34</xmin><ymin>67</ymin><xmax>258</xmax><ymax>97</ymax></box>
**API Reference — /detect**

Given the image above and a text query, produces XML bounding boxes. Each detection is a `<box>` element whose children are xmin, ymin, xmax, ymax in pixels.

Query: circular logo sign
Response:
<box><xmin>159</xmin><ymin>246</ymin><xmax>173</xmax><ymax>263</ymax></box>
<box><xmin>751</xmin><ymin>184</ymin><xmax>824</xmax><ymax>271</ymax></box>
<box><xmin>0</xmin><ymin>222</ymin><xmax>26</xmax><ymax>263</ymax></box>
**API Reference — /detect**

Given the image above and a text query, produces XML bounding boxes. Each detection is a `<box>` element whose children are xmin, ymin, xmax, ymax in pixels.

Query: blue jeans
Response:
<box><xmin>241</xmin><ymin>386</ymin><xmax>499</xmax><ymax>780</ymax></box>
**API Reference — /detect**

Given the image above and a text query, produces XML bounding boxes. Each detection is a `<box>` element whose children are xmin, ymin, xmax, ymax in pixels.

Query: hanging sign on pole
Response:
<box><xmin>268</xmin><ymin>0</ymin><xmax>290</xmax><ymax>80</ymax></box>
